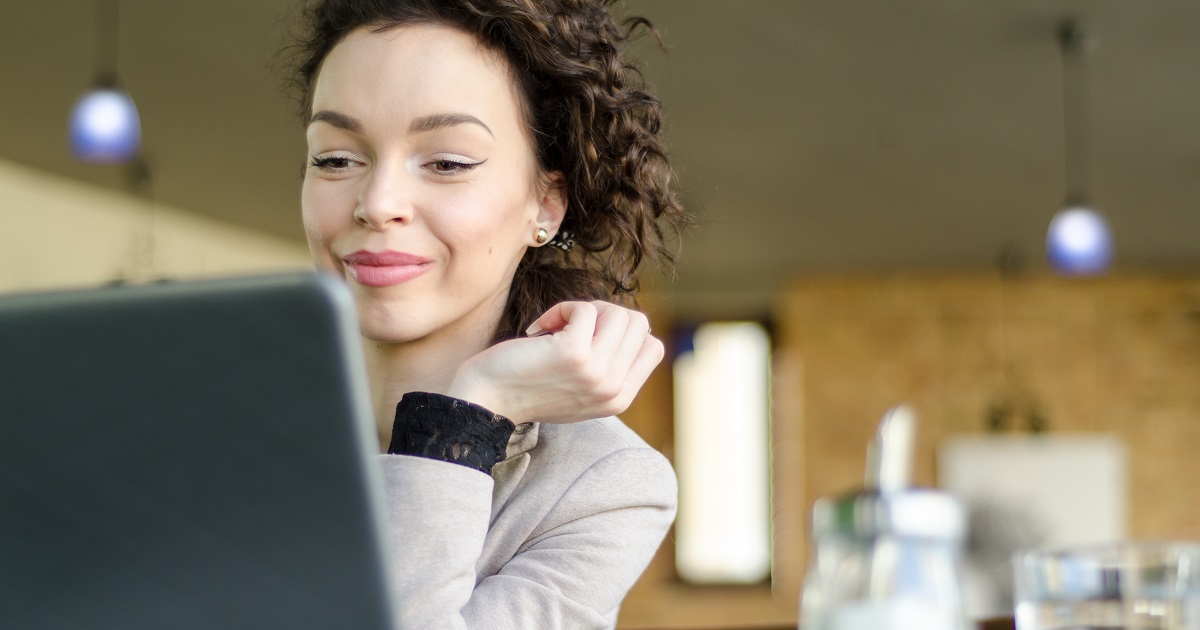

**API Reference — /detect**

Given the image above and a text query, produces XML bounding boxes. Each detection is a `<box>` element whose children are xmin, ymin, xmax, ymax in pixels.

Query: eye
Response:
<box><xmin>309</xmin><ymin>154</ymin><xmax>361</xmax><ymax>172</ymax></box>
<box><xmin>426</xmin><ymin>158</ymin><xmax>486</xmax><ymax>176</ymax></box>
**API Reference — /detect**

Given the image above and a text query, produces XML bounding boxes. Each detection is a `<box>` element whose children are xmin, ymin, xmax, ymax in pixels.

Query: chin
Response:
<box><xmin>351</xmin><ymin>286</ymin><xmax>506</xmax><ymax>348</ymax></box>
<box><xmin>352</xmin><ymin>300</ymin><xmax>429</xmax><ymax>343</ymax></box>
<box><xmin>358</xmin><ymin>316</ymin><xmax>428</xmax><ymax>345</ymax></box>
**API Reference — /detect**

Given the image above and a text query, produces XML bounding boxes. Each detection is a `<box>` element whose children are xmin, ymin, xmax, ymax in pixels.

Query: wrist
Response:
<box><xmin>446</xmin><ymin>372</ymin><xmax>506</xmax><ymax>419</ymax></box>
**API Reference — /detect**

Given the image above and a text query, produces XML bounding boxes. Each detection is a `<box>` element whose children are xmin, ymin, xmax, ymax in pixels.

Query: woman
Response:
<box><xmin>288</xmin><ymin>0</ymin><xmax>687</xmax><ymax>627</ymax></box>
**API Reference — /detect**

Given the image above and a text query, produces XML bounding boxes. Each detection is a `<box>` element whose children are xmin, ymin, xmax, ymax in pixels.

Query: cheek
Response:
<box><xmin>432</xmin><ymin>211</ymin><xmax>496</xmax><ymax>257</ymax></box>
<box><xmin>434</xmin><ymin>188</ymin><xmax>533</xmax><ymax>258</ymax></box>
<box><xmin>300</xmin><ymin>179</ymin><xmax>346</xmax><ymax>267</ymax></box>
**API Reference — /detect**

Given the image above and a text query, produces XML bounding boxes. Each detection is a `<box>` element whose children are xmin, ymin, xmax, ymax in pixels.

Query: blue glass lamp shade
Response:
<box><xmin>1046</xmin><ymin>205</ymin><xmax>1112</xmax><ymax>275</ymax></box>
<box><xmin>70</xmin><ymin>88</ymin><xmax>141</xmax><ymax>163</ymax></box>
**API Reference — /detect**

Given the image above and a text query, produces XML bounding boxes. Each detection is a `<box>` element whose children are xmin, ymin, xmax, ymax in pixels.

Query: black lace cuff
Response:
<box><xmin>388</xmin><ymin>392</ymin><xmax>516</xmax><ymax>475</ymax></box>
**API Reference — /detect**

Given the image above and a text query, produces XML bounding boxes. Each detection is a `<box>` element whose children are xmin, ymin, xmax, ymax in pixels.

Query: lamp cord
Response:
<box><xmin>1059</xmin><ymin>20</ymin><xmax>1091</xmax><ymax>207</ymax></box>
<box><xmin>97</xmin><ymin>0</ymin><xmax>119</xmax><ymax>87</ymax></box>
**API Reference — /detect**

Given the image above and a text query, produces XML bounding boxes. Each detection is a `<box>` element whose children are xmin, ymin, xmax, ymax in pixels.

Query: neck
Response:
<box><xmin>363</xmin><ymin>323</ymin><xmax>495</xmax><ymax>451</ymax></box>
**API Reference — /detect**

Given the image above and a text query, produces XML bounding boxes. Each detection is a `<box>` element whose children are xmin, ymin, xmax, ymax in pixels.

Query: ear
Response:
<box><xmin>535</xmin><ymin>171</ymin><xmax>568</xmax><ymax>235</ymax></box>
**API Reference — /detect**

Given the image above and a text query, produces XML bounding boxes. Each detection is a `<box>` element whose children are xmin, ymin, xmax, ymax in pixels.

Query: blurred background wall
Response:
<box><xmin>0</xmin><ymin>159</ymin><xmax>309</xmax><ymax>290</ymax></box>
<box><xmin>619</xmin><ymin>273</ymin><xmax>1200</xmax><ymax>628</ymax></box>
<box><xmin>2</xmin><ymin>1</ymin><xmax>1198</xmax><ymax>629</ymax></box>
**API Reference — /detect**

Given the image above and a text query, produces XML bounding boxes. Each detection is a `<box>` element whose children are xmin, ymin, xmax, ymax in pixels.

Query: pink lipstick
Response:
<box><xmin>343</xmin><ymin>250</ymin><xmax>432</xmax><ymax>287</ymax></box>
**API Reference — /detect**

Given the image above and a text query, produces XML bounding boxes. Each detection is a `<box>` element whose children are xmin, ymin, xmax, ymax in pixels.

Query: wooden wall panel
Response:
<box><xmin>618</xmin><ymin>273</ymin><xmax>1200</xmax><ymax>630</ymax></box>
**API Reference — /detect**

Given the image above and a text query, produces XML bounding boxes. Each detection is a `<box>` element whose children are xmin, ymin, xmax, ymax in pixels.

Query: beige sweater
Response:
<box><xmin>378</xmin><ymin>416</ymin><xmax>677</xmax><ymax>629</ymax></box>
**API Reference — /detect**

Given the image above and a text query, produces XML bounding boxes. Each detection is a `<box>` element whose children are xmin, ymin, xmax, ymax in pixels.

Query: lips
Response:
<box><xmin>342</xmin><ymin>250</ymin><xmax>432</xmax><ymax>287</ymax></box>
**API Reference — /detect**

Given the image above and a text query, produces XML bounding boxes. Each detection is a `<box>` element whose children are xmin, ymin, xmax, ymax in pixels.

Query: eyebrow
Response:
<box><xmin>307</xmin><ymin>110</ymin><xmax>495</xmax><ymax>139</ymax></box>
<box><xmin>308</xmin><ymin>110</ymin><xmax>362</xmax><ymax>131</ymax></box>
<box><xmin>409</xmin><ymin>113</ymin><xmax>494</xmax><ymax>138</ymax></box>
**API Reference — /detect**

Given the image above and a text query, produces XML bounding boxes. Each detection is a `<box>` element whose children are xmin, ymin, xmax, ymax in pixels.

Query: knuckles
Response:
<box><xmin>571</xmin><ymin>300</ymin><xmax>599</xmax><ymax>321</ymax></box>
<box><xmin>628</xmin><ymin>310</ymin><xmax>650</xmax><ymax>333</ymax></box>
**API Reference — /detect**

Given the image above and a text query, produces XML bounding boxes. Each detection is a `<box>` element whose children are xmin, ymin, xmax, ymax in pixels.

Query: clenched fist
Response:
<box><xmin>446</xmin><ymin>301</ymin><xmax>664</xmax><ymax>424</ymax></box>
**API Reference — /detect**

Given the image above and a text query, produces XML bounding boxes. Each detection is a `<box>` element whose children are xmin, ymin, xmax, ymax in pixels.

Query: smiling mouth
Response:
<box><xmin>342</xmin><ymin>250</ymin><xmax>432</xmax><ymax>287</ymax></box>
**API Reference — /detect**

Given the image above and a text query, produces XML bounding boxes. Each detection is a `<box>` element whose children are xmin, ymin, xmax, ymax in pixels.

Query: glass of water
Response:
<box><xmin>1014</xmin><ymin>542</ymin><xmax>1200</xmax><ymax>629</ymax></box>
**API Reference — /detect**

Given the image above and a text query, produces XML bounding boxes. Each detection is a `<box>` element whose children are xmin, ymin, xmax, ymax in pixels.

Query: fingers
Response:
<box><xmin>528</xmin><ymin>301</ymin><xmax>597</xmax><ymax>336</ymax></box>
<box><xmin>610</xmin><ymin>333</ymin><xmax>665</xmax><ymax>411</ymax></box>
<box><xmin>518</xmin><ymin>299</ymin><xmax>664</xmax><ymax>421</ymax></box>
<box><xmin>580</xmin><ymin>301</ymin><xmax>661</xmax><ymax>415</ymax></box>
<box><xmin>536</xmin><ymin>300</ymin><xmax>648</xmax><ymax>373</ymax></box>
<box><xmin>590</xmin><ymin>301</ymin><xmax>631</xmax><ymax>357</ymax></box>
<box><xmin>596</xmin><ymin>303</ymin><xmax>650</xmax><ymax>377</ymax></box>
<box><xmin>630</xmin><ymin>334</ymin><xmax>665</xmax><ymax>390</ymax></box>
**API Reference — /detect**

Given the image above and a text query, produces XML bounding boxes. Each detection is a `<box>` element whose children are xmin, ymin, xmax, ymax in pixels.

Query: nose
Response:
<box><xmin>354</xmin><ymin>159</ymin><xmax>414</xmax><ymax>229</ymax></box>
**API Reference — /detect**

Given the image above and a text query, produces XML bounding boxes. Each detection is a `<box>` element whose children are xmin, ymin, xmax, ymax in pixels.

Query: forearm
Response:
<box><xmin>377</xmin><ymin>455</ymin><xmax>490</xmax><ymax>630</ymax></box>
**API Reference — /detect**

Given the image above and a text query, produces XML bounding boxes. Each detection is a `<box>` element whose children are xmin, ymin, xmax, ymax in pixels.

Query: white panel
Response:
<box><xmin>674</xmin><ymin>322</ymin><xmax>772</xmax><ymax>584</ymax></box>
<box><xmin>939</xmin><ymin>434</ymin><xmax>1127</xmax><ymax>546</ymax></box>
<box><xmin>938</xmin><ymin>434</ymin><xmax>1127</xmax><ymax>618</ymax></box>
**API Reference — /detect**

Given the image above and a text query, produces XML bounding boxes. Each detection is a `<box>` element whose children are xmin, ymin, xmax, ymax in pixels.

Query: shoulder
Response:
<box><xmin>537</xmin><ymin>415</ymin><xmax>654</xmax><ymax>455</ymax></box>
<box><xmin>528</xmin><ymin>417</ymin><xmax>677</xmax><ymax>508</ymax></box>
<box><xmin>534</xmin><ymin>416</ymin><xmax>668</xmax><ymax>473</ymax></box>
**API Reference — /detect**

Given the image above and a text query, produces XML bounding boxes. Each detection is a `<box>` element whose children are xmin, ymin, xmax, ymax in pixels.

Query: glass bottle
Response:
<box><xmin>800</xmin><ymin>406</ymin><xmax>969</xmax><ymax>630</ymax></box>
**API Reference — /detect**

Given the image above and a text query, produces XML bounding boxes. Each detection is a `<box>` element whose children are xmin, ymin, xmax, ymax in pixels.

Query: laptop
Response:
<box><xmin>0</xmin><ymin>272</ymin><xmax>399</xmax><ymax>630</ymax></box>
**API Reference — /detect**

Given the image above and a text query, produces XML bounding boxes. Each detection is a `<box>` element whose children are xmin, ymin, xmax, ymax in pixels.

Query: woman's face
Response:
<box><xmin>302</xmin><ymin>24</ymin><xmax>564</xmax><ymax>344</ymax></box>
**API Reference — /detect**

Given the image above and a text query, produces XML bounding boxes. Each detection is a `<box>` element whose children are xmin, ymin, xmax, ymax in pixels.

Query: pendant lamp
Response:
<box><xmin>1046</xmin><ymin>20</ymin><xmax>1112</xmax><ymax>276</ymax></box>
<box><xmin>70</xmin><ymin>0</ymin><xmax>141</xmax><ymax>163</ymax></box>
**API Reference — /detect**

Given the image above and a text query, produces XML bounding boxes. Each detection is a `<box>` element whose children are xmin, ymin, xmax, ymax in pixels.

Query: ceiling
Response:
<box><xmin>2</xmin><ymin>0</ymin><xmax>1198</xmax><ymax>318</ymax></box>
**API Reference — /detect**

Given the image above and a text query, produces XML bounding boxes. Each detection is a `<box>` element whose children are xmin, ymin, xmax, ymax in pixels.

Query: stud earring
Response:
<box><xmin>534</xmin><ymin>227</ymin><xmax>550</xmax><ymax>244</ymax></box>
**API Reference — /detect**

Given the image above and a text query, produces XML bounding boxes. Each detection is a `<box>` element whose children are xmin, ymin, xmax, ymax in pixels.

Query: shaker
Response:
<box><xmin>800</xmin><ymin>405</ymin><xmax>969</xmax><ymax>630</ymax></box>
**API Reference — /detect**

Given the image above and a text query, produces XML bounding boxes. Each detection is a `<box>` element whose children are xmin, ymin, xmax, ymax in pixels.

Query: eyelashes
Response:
<box><xmin>428</xmin><ymin>158</ymin><xmax>486</xmax><ymax>175</ymax></box>
<box><xmin>309</xmin><ymin>155</ymin><xmax>356</xmax><ymax>170</ymax></box>
<box><xmin>307</xmin><ymin>155</ymin><xmax>486</xmax><ymax>176</ymax></box>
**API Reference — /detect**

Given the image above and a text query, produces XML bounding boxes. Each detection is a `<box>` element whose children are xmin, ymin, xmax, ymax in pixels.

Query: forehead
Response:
<box><xmin>311</xmin><ymin>24</ymin><xmax>525</xmax><ymax>130</ymax></box>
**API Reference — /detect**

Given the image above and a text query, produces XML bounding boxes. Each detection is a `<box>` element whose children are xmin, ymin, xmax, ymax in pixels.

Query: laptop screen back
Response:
<box><xmin>0</xmin><ymin>273</ymin><xmax>397</xmax><ymax>630</ymax></box>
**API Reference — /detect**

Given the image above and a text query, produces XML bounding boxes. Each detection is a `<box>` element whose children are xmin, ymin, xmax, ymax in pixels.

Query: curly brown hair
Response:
<box><xmin>286</xmin><ymin>0</ymin><xmax>687</xmax><ymax>341</ymax></box>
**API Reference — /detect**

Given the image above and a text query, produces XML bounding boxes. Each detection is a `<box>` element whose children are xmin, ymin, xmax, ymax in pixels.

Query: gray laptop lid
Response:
<box><xmin>0</xmin><ymin>272</ymin><xmax>398</xmax><ymax>630</ymax></box>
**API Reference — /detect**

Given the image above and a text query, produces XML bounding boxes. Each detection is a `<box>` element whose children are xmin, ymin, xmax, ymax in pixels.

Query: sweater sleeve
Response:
<box><xmin>377</xmin><ymin>444</ymin><xmax>677</xmax><ymax>630</ymax></box>
<box><xmin>466</xmin><ymin>447</ymin><xmax>677</xmax><ymax>628</ymax></box>
<box><xmin>387</xmin><ymin>392</ymin><xmax>516</xmax><ymax>475</ymax></box>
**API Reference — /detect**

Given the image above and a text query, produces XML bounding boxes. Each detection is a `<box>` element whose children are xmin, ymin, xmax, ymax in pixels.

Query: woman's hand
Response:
<box><xmin>445</xmin><ymin>301</ymin><xmax>664</xmax><ymax>424</ymax></box>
